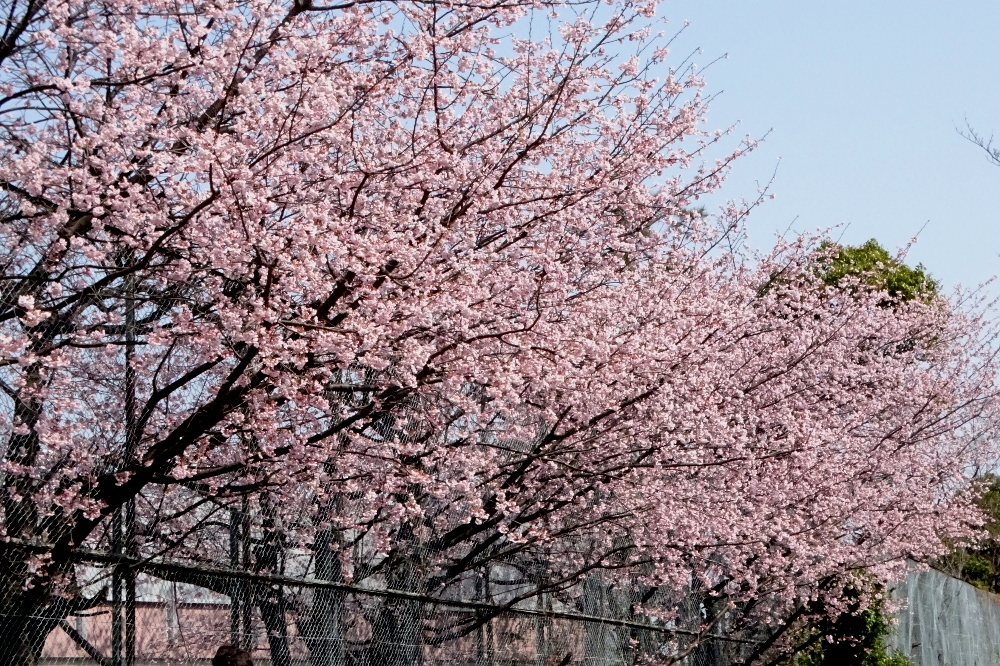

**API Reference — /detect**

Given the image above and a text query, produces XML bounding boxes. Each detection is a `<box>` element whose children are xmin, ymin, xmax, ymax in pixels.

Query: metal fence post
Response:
<box><xmin>123</xmin><ymin>258</ymin><xmax>138</xmax><ymax>666</ymax></box>
<box><xmin>231</xmin><ymin>506</ymin><xmax>243</xmax><ymax>647</ymax></box>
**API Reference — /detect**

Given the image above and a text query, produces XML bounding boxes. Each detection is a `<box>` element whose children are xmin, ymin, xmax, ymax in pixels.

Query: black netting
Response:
<box><xmin>10</xmin><ymin>551</ymin><xmax>761</xmax><ymax>666</ymax></box>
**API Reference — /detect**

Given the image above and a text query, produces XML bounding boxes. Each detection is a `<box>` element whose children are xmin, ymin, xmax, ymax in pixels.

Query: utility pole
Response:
<box><xmin>230</xmin><ymin>505</ymin><xmax>244</xmax><ymax>647</ymax></box>
<box><xmin>113</xmin><ymin>257</ymin><xmax>138</xmax><ymax>666</ymax></box>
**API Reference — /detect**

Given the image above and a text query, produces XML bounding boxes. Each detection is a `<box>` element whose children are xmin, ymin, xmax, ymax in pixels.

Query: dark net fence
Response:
<box><xmin>14</xmin><ymin>551</ymin><xmax>763</xmax><ymax>666</ymax></box>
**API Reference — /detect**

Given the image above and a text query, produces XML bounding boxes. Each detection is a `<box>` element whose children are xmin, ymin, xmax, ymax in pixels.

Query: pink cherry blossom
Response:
<box><xmin>0</xmin><ymin>0</ymin><xmax>996</xmax><ymax>661</ymax></box>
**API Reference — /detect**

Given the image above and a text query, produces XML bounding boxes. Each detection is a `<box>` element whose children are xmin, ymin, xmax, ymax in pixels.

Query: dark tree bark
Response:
<box><xmin>306</xmin><ymin>527</ymin><xmax>346</xmax><ymax>666</ymax></box>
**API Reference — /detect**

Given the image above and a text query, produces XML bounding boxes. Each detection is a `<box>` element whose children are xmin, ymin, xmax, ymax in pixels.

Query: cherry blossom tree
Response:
<box><xmin>0</xmin><ymin>0</ymin><xmax>997</xmax><ymax>662</ymax></box>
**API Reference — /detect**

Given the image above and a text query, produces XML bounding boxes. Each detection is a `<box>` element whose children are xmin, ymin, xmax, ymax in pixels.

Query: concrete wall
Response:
<box><xmin>889</xmin><ymin>566</ymin><xmax>1000</xmax><ymax>666</ymax></box>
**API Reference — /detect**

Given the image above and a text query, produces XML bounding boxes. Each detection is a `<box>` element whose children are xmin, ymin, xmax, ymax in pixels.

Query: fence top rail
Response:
<box><xmin>0</xmin><ymin>537</ymin><xmax>762</xmax><ymax>645</ymax></box>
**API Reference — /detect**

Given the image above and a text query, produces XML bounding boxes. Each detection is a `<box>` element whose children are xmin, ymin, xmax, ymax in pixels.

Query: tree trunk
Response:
<box><xmin>580</xmin><ymin>574</ymin><xmax>630</xmax><ymax>666</ymax></box>
<box><xmin>0</xmin><ymin>608</ymin><xmax>56</xmax><ymax>665</ymax></box>
<box><xmin>0</xmin><ymin>365</ymin><xmax>54</xmax><ymax>664</ymax></box>
<box><xmin>257</xmin><ymin>586</ymin><xmax>293</xmax><ymax>666</ymax></box>
<box><xmin>0</xmin><ymin>566</ymin><xmax>73</xmax><ymax>666</ymax></box>
<box><xmin>366</xmin><ymin>524</ymin><xmax>423</xmax><ymax>666</ymax></box>
<box><xmin>307</xmin><ymin>528</ymin><xmax>345</xmax><ymax>666</ymax></box>
<box><xmin>256</xmin><ymin>500</ymin><xmax>292</xmax><ymax>666</ymax></box>
<box><xmin>366</xmin><ymin>593</ymin><xmax>423</xmax><ymax>666</ymax></box>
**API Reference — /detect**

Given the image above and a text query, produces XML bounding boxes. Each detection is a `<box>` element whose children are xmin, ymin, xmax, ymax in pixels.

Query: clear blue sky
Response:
<box><xmin>664</xmin><ymin>0</ymin><xmax>1000</xmax><ymax>292</ymax></box>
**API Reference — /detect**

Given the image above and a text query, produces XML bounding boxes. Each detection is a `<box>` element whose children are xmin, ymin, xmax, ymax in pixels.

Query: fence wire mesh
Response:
<box><xmin>12</xmin><ymin>550</ymin><xmax>762</xmax><ymax>666</ymax></box>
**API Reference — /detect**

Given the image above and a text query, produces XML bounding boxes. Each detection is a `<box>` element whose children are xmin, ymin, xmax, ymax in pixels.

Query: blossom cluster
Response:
<box><xmin>0</xmin><ymin>0</ymin><xmax>996</xmax><ymax>655</ymax></box>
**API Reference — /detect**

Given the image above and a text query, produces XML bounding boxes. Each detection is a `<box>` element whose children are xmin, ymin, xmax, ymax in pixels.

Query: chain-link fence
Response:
<box><xmin>14</xmin><ymin>550</ymin><xmax>762</xmax><ymax>666</ymax></box>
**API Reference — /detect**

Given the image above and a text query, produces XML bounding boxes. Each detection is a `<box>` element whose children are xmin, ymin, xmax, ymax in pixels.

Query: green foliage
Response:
<box><xmin>939</xmin><ymin>474</ymin><xmax>1000</xmax><ymax>592</ymax></box>
<box><xmin>973</xmin><ymin>474</ymin><xmax>1000</xmax><ymax>536</ymax></box>
<box><xmin>961</xmin><ymin>554</ymin><xmax>995</xmax><ymax>590</ymax></box>
<box><xmin>777</xmin><ymin>582</ymin><xmax>912</xmax><ymax>666</ymax></box>
<box><xmin>758</xmin><ymin>239</ymin><xmax>938</xmax><ymax>309</ymax></box>
<box><xmin>818</xmin><ymin>240</ymin><xmax>938</xmax><ymax>304</ymax></box>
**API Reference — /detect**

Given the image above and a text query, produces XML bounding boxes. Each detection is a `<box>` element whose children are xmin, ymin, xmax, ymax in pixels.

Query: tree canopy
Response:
<box><xmin>820</xmin><ymin>239</ymin><xmax>938</xmax><ymax>303</ymax></box>
<box><xmin>0</xmin><ymin>0</ymin><xmax>996</xmax><ymax>663</ymax></box>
